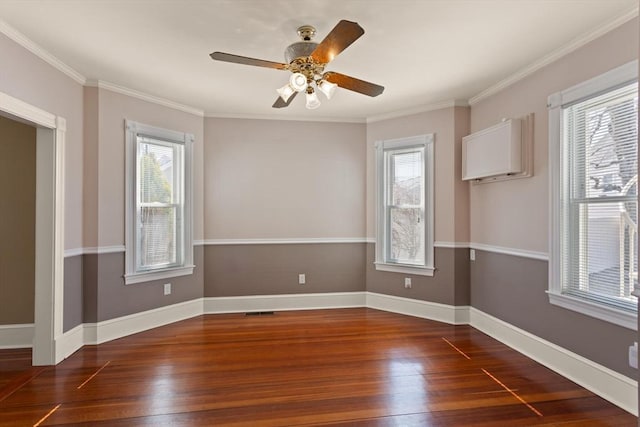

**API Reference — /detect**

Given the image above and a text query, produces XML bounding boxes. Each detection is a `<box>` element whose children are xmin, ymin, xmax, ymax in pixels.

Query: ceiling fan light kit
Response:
<box><xmin>289</xmin><ymin>72</ymin><xmax>308</xmax><ymax>92</ymax></box>
<box><xmin>276</xmin><ymin>83</ymin><xmax>296</xmax><ymax>103</ymax></box>
<box><xmin>210</xmin><ymin>20</ymin><xmax>384</xmax><ymax>110</ymax></box>
<box><xmin>305</xmin><ymin>87</ymin><xmax>321</xmax><ymax>110</ymax></box>
<box><xmin>317</xmin><ymin>79</ymin><xmax>337</xmax><ymax>100</ymax></box>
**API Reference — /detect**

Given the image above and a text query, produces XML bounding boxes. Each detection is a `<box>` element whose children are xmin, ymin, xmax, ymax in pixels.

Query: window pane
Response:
<box><xmin>584</xmin><ymin>99</ymin><xmax>637</xmax><ymax>199</ymax></box>
<box><xmin>390</xmin><ymin>151</ymin><xmax>423</xmax><ymax>206</ymax></box>
<box><xmin>139</xmin><ymin>206</ymin><xmax>177</xmax><ymax>268</ymax></box>
<box><xmin>140</xmin><ymin>142</ymin><xmax>174</xmax><ymax>204</ymax></box>
<box><xmin>567</xmin><ymin>83</ymin><xmax>638</xmax><ymax>200</ymax></box>
<box><xmin>568</xmin><ymin>194</ymin><xmax>637</xmax><ymax>312</ymax></box>
<box><xmin>136</xmin><ymin>138</ymin><xmax>183</xmax><ymax>271</ymax></box>
<box><xmin>390</xmin><ymin>207</ymin><xmax>424</xmax><ymax>264</ymax></box>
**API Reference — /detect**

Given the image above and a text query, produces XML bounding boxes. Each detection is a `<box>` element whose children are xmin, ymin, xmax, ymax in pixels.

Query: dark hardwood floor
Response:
<box><xmin>0</xmin><ymin>308</ymin><xmax>636</xmax><ymax>426</ymax></box>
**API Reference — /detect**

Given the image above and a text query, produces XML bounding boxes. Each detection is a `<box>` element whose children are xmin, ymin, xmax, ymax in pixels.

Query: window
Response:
<box><xmin>125</xmin><ymin>120</ymin><xmax>194</xmax><ymax>284</ymax></box>
<box><xmin>375</xmin><ymin>134</ymin><xmax>434</xmax><ymax>276</ymax></box>
<box><xmin>548</xmin><ymin>61</ymin><xmax>638</xmax><ymax>329</ymax></box>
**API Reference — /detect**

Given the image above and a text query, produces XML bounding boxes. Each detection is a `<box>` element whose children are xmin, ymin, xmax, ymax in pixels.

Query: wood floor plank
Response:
<box><xmin>0</xmin><ymin>308</ymin><xmax>635</xmax><ymax>426</ymax></box>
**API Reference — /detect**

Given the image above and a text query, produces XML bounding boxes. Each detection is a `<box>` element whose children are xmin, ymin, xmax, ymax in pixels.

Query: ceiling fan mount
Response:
<box><xmin>296</xmin><ymin>25</ymin><xmax>317</xmax><ymax>41</ymax></box>
<box><xmin>210</xmin><ymin>20</ymin><xmax>384</xmax><ymax>109</ymax></box>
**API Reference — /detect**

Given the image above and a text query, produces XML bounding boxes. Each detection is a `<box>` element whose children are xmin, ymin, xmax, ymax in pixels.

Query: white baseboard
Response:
<box><xmin>204</xmin><ymin>292</ymin><xmax>366</xmax><ymax>314</ymax></box>
<box><xmin>84</xmin><ymin>299</ymin><xmax>204</xmax><ymax>345</ymax></box>
<box><xmin>366</xmin><ymin>292</ymin><xmax>470</xmax><ymax>324</ymax></box>
<box><xmin>0</xmin><ymin>323</ymin><xmax>33</xmax><ymax>349</ymax></box>
<box><xmin>469</xmin><ymin>307</ymin><xmax>638</xmax><ymax>416</ymax></box>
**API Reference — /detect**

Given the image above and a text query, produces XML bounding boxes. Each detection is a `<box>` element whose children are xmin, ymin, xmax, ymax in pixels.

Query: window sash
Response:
<box><xmin>135</xmin><ymin>137</ymin><xmax>184</xmax><ymax>272</ymax></box>
<box><xmin>559</xmin><ymin>80</ymin><xmax>638</xmax><ymax>316</ymax></box>
<box><xmin>384</xmin><ymin>146</ymin><xmax>425</xmax><ymax>266</ymax></box>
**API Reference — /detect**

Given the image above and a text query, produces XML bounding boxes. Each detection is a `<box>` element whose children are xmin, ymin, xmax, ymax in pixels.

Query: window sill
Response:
<box><xmin>125</xmin><ymin>265</ymin><xmax>195</xmax><ymax>285</ymax></box>
<box><xmin>374</xmin><ymin>262</ymin><xmax>434</xmax><ymax>276</ymax></box>
<box><xmin>547</xmin><ymin>291</ymin><xmax>637</xmax><ymax>331</ymax></box>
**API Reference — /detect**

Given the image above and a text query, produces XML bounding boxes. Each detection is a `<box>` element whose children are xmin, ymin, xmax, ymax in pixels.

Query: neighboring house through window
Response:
<box><xmin>375</xmin><ymin>134</ymin><xmax>435</xmax><ymax>276</ymax></box>
<box><xmin>548</xmin><ymin>60</ymin><xmax>638</xmax><ymax>329</ymax></box>
<box><xmin>125</xmin><ymin>120</ymin><xmax>194</xmax><ymax>284</ymax></box>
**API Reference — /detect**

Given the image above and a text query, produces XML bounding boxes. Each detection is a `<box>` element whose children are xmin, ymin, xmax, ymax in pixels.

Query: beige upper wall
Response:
<box><xmin>469</xmin><ymin>18</ymin><xmax>638</xmax><ymax>253</ymax></box>
<box><xmin>454</xmin><ymin>107</ymin><xmax>471</xmax><ymax>243</ymax></box>
<box><xmin>85</xmin><ymin>88</ymin><xmax>204</xmax><ymax>248</ymax></box>
<box><xmin>0</xmin><ymin>34</ymin><xmax>84</xmax><ymax>250</ymax></box>
<box><xmin>204</xmin><ymin>118</ymin><xmax>366</xmax><ymax>239</ymax></box>
<box><xmin>366</xmin><ymin>107</ymin><xmax>470</xmax><ymax>244</ymax></box>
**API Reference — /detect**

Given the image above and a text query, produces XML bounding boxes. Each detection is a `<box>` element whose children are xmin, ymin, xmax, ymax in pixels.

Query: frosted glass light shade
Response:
<box><xmin>289</xmin><ymin>73</ymin><xmax>308</xmax><ymax>92</ymax></box>
<box><xmin>277</xmin><ymin>84</ymin><xmax>295</xmax><ymax>102</ymax></box>
<box><xmin>318</xmin><ymin>80</ymin><xmax>337</xmax><ymax>99</ymax></box>
<box><xmin>305</xmin><ymin>90</ymin><xmax>321</xmax><ymax>109</ymax></box>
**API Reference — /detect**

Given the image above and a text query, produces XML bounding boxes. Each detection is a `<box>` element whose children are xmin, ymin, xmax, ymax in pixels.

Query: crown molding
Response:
<box><xmin>86</xmin><ymin>80</ymin><xmax>204</xmax><ymax>117</ymax></box>
<box><xmin>366</xmin><ymin>100</ymin><xmax>469</xmax><ymax>123</ymax></box>
<box><xmin>469</xmin><ymin>6</ymin><xmax>639</xmax><ymax>106</ymax></box>
<box><xmin>204</xmin><ymin>111</ymin><xmax>366</xmax><ymax>124</ymax></box>
<box><xmin>0</xmin><ymin>19</ymin><xmax>86</xmax><ymax>85</ymax></box>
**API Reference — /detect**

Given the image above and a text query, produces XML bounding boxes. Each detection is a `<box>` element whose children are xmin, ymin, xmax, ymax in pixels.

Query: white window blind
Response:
<box><xmin>561</xmin><ymin>81</ymin><xmax>638</xmax><ymax>314</ymax></box>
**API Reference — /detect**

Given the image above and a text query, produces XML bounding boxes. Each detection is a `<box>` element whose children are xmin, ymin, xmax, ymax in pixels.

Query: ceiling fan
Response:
<box><xmin>210</xmin><ymin>20</ymin><xmax>384</xmax><ymax>110</ymax></box>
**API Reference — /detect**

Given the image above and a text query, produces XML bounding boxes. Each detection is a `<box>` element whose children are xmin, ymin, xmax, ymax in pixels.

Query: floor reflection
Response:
<box><xmin>386</xmin><ymin>352</ymin><xmax>427</xmax><ymax>414</ymax></box>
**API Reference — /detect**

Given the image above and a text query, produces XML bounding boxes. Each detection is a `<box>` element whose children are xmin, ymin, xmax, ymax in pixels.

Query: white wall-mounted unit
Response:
<box><xmin>462</xmin><ymin>118</ymin><xmax>524</xmax><ymax>181</ymax></box>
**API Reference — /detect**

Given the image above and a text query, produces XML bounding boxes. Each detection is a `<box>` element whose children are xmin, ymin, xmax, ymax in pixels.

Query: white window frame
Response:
<box><xmin>125</xmin><ymin>120</ymin><xmax>194</xmax><ymax>285</ymax></box>
<box><xmin>548</xmin><ymin>60</ymin><xmax>638</xmax><ymax>330</ymax></box>
<box><xmin>375</xmin><ymin>134</ymin><xmax>435</xmax><ymax>276</ymax></box>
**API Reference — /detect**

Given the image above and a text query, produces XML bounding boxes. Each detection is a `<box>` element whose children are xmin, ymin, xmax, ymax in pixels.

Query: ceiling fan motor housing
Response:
<box><xmin>284</xmin><ymin>41</ymin><xmax>318</xmax><ymax>64</ymax></box>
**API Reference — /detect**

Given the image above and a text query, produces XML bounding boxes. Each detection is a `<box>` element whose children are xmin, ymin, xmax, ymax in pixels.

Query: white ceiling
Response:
<box><xmin>0</xmin><ymin>0</ymin><xmax>637</xmax><ymax>121</ymax></box>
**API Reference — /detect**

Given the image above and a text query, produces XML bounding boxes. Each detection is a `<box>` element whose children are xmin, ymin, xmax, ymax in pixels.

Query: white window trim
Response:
<box><xmin>548</xmin><ymin>60</ymin><xmax>638</xmax><ymax>330</ymax></box>
<box><xmin>375</xmin><ymin>134</ymin><xmax>435</xmax><ymax>276</ymax></box>
<box><xmin>124</xmin><ymin>120</ymin><xmax>194</xmax><ymax>285</ymax></box>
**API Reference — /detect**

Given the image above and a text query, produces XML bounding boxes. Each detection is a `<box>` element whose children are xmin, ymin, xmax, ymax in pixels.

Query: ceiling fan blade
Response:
<box><xmin>210</xmin><ymin>52</ymin><xmax>288</xmax><ymax>70</ymax></box>
<box><xmin>310</xmin><ymin>20</ymin><xmax>364</xmax><ymax>64</ymax></box>
<box><xmin>272</xmin><ymin>92</ymin><xmax>299</xmax><ymax>108</ymax></box>
<box><xmin>324</xmin><ymin>72</ymin><xmax>384</xmax><ymax>97</ymax></box>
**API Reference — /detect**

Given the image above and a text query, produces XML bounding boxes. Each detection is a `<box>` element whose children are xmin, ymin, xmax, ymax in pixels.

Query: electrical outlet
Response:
<box><xmin>470</xmin><ymin>249</ymin><xmax>476</xmax><ymax>261</ymax></box>
<box><xmin>629</xmin><ymin>342</ymin><xmax>638</xmax><ymax>369</ymax></box>
<box><xmin>163</xmin><ymin>283</ymin><xmax>171</xmax><ymax>295</ymax></box>
<box><xmin>298</xmin><ymin>274</ymin><xmax>306</xmax><ymax>285</ymax></box>
<box><xmin>404</xmin><ymin>277</ymin><xmax>412</xmax><ymax>289</ymax></box>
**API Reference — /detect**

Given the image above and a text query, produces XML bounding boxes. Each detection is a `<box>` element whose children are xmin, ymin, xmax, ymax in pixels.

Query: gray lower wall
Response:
<box><xmin>365</xmin><ymin>244</ymin><xmax>470</xmax><ymax>306</ymax></box>
<box><xmin>204</xmin><ymin>243</ymin><xmax>366</xmax><ymax>297</ymax></box>
<box><xmin>63</xmin><ymin>255</ymin><xmax>83</xmax><ymax>332</ymax></box>
<box><xmin>471</xmin><ymin>249</ymin><xmax>637</xmax><ymax>379</ymax></box>
<box><xmin>81</xmin><ymin>245</ymin><xmax>204</xmax><ymax>323</ymax></box>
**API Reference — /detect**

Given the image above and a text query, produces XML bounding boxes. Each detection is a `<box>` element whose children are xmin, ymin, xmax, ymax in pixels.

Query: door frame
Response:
<box><xmin>0</xmin><ymin>91</ymin><xmax>65</xmax><ymax>365</ymax></box>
